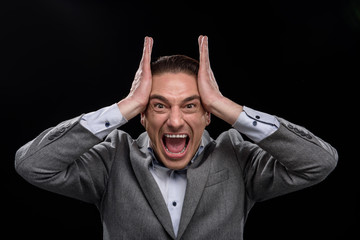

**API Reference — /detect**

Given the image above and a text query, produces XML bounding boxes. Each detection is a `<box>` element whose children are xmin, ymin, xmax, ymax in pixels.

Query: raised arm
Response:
<box><xmin>196</xmin><ymin>35</ymin><xmax>338</xmax><ymax>201</ymax></box>
<box><xmin>117</xmin><ymin>36</ymin><xmax>153</xmax><ymax>121</ymax></box>
<box><xmin>14</xmin><ymin>37</ymin><xmax>154</xmax><ymax>204</ymax></box>
<box><xmin>197</xmin><ymin>35</ymin><xmax>243</xmax><ymax>125</ymax></box>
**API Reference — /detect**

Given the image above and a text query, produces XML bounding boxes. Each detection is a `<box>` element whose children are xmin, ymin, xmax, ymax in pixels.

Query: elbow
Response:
<box><xmin>322</xmin><ymin>143</ymin><xmax>339</xmax><ymax>174</ymax></box>
<box><xmin>310</xmin><ymin>149</ymin><xmax>339</xmax><ymax>183</ymax></box>
<box><xmin>14</xmin><ymin>143</ymin><xmax>41</xmax><ymax>183</ymax></box>
<box><xmin>14</xmin><ymin>148</ymin><xmax>32</xmax><ymax>182</ymax></box>
<box><xmin>316</xmin><ymin>139</ymin><xmax>339</xmax><ymax>180</ymax></box>
<box><xmin>14</xmin><ymin>146</ymin><xmax>27</xmax><ymax>176</ymax></box>
<box><xmin>14</xmin><ymin>140</ymin><xmax>32</xmax><ymax>167</ymax></box>
<box><xmin>323</xmin><ymin>149</ymin><xmax>338</xmax><ymax>176</ymax></box>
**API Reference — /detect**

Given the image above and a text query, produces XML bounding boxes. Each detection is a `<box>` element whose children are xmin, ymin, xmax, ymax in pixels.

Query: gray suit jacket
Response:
<box><xmin>15</xmin><ymin>115</ymin><xmax>338</xmax><ymax>240</ymax></box>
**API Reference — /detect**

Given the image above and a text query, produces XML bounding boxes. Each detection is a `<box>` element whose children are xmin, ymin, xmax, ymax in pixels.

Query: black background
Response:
<box><xmin>2</xmin><ymin>0</ymin><xmax>359</xmax><ymax>239</ymax></box>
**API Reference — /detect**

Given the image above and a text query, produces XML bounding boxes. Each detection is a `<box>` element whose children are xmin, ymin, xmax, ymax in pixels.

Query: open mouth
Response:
<box><xmin>162</xmin><ymin>133</ymin><xmax>190</xmax><ymax>158</ymax></box>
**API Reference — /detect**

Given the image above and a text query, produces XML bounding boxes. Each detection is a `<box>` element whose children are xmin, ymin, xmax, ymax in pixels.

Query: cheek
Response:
<box><xmin>188</xmin><ymin>115</ymin><xmax>208</xmax><ymax>134</ymax></box>
<box><xmin>143</xmin><ymin>114</ymin><xmax>165</xmax><ymax>135</ymax></box>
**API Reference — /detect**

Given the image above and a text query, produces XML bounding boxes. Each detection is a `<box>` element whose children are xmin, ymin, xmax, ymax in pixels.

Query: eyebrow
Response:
<box><xmin>182</xmin><ymin>95</ymin><xmax>201</xmax><ymax>103</ymax></box>
<box><xmin>149</xmin><ymin>94</ymin><xmax>201</xmax><ymax>105</ymax></box>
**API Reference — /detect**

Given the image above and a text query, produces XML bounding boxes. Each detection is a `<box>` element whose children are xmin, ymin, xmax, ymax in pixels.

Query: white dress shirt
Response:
<box><xmin>80</xmin><ymin>103</ymin><xmax>279</xmax><ymax>236</ymax></box>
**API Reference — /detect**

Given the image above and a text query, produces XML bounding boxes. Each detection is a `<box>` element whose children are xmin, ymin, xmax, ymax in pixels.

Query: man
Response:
<box><xmin>15</xmin><ymin>36</ymin><xmax>338</xmax><ymax>240</ymax></box>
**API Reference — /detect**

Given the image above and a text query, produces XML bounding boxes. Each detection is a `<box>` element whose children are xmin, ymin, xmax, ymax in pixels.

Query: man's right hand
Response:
<box><xmin>117</xmin><ymin>36</ymin><xmax>153</xmax><ymax>121</ymax></box>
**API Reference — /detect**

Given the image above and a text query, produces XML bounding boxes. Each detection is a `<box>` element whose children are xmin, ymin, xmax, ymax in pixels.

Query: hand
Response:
<box><xmin>117</xmin><ymin>37</ymin><xmax>153</xmax><ymax>120</ymax></box>
<box><xmin>197</xmin><ymin>35</ymin><xmax>243</xmax><ymax>125</ymax></box>
<box><xmin>197</xmin><ymin>35</ymin><xmax>223</xmax><ymax>112</ymax></box>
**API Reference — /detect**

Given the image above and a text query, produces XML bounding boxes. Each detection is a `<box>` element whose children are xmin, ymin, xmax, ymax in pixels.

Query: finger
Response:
<box><xmin>198</xmin><ymin>35</ymin><xmax>204</xmax><ymax>57</ymax></box>
<box><xmin>141</xmin><ymin>36</ymin><xmax>153</xmax><ymax>68</ymax></box>
<box><xmin>149</xmin><ymin>37</ymin><xmax>153</xmax><ymax>56</ymax></box>
<box><xmin>198</xmin><ymin>35</ymin><xmax>203</xmax><ymax>49</ymax></box>
<box><xmin>141</xmin><ymin>37</ymin><xmax>147</xmax><ymax>61</ymax></box>
<box><xmin>147</xmin><ymin>37</ymin><xmax>153</xmax><ymax>71</ymax></box>
<box><xmin>201</xmin><ymin>36</ymin><xmax>208</xmax><ymax>61</ymax></box>
<box><xmin>199</xmin><ymin>35</ymin><xmax>209</xmax><ymax>67</ymax></box>
<box><xmin>146</xmin><ymin>37</ymin><xmax>153</xmax><ymax>57</ymax></box>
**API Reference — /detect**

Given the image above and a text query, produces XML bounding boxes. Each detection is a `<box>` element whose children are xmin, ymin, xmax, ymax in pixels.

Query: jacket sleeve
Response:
<box><xmin>14</xmin><ymin>115</ymin><xmax>120</xmax><ymax>204</ymax></box>
<box><xmin>233</xmin><ymin>117</ymin><xmax>338</xmax><ymax>202</ymax></box>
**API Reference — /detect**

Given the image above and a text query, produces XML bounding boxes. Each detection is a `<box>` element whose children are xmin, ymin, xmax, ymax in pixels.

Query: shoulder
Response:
<box><xmin>103</xmin><ymin>130</ymin><xmax>149</xmax><ymax>149</ymax></box>
<box><xmin>211</xmin><ymin>129</ymin><xmax>262</xmax><ymax>163</ymax></box>
<box><xmin>209</xmin><ymin>129</ymin><xmax>256</xmax><ymax>156</ymax></box>
<box><xmin>102</xmin><ymin>129</ymin><xmax>135</xmax><ymax>147</ymax></box>
<box><xmin>215</xmin><ymin>128</ymin><xmax>245</xmax><ymax>146</ymax></box>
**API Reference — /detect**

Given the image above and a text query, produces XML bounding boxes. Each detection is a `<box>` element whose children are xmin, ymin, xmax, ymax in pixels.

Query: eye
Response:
<box><xmin>154</xmin><ymin>103</ymin><xmax>165</xmax><ymax>109</ymax></box>
<box><xmin>185</xmin><ymin>104</ymin><xmax>195</xmax><ymax>109</ymax></box>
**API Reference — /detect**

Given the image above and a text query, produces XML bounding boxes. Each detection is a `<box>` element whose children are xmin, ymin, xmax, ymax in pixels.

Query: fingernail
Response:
<box><xmin>200</xmin><ymin>35</ymin><xmax>204</xmax><ymax>45</ymax></box>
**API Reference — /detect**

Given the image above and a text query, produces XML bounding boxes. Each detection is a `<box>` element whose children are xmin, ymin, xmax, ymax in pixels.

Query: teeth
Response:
<box><xmin>165</xmin><ymin>146</ymin><xmax>187</xmax><ymax>154</ymax></box>
<box><xmin>164</xmin><ymin>134</ymin><xmax>187</xmax><ymax>138</ymax></box>
<box><xmin>163</xmin><ymin>134</ymin><xmax>188</xmax><ymax>154</ymax></box>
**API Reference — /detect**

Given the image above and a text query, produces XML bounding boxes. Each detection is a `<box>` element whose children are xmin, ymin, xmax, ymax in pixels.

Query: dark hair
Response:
<box><xmin>151</xmin><ymin>55</ymin><xmax>199</xmax><ymax>76</ymax></box>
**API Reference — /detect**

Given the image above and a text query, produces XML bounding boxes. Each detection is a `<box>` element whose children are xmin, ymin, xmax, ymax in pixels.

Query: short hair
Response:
<box><xmin>151</xmin><ymin>55</ymin><xmax>199</xmax><ymax>77</ymax></box>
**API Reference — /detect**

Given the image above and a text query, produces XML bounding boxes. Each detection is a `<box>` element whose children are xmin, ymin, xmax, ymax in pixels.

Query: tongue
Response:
<box><xmin>164</xmin><ymin>137</ymin><xmax>186</xmax><ymax>153</ymax></box>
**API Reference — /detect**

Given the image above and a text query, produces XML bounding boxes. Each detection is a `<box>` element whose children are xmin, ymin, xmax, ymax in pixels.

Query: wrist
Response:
<box><xmin>117</xmin><ymin>97</ymin><xmax>147</xmax><ymax>121</ymax></box>
<box><xmin>208</xmin><ymin>96</ymin><xmax>243</xmax><ymax>125</ymax></box>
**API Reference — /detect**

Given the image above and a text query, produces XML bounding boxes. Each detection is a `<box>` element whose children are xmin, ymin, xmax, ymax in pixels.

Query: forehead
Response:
<box><xmin>151</xmin><ymin>72</ymin><xmax>199</xmax><ymax>97</ymax></box>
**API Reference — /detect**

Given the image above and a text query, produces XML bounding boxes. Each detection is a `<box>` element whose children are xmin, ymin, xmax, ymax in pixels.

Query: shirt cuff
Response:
<box><xmin>80</xmin><ymin>103</ymin><xmax>127</xmax><ymax>139</ymax></box>
<box><xmin>232</xmin><ymin>106</ymin><xmax>280</xmax><ymax>143</ymax></box>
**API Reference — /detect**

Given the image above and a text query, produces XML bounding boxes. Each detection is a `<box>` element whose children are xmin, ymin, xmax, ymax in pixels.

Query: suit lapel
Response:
<box><xmin>130</xmin><ymin>133</ymin><xmax>175</xmax><ymax>239</ymax></box>
<box><xmin>176</xmin><ymin>133</ymin><xmax>215</xmax><ymax>239</ymax></box>
<box><xmin>130</xmin><ymin>131</ymin><xmax>215</xmax><ymax>239</ymax></box>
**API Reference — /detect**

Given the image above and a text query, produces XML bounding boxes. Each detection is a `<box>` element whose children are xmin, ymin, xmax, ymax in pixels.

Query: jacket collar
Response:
<box><xmin>131</xmin><ymin>130</ymin><xmax>214</xmax><ymax>239</ymax></box>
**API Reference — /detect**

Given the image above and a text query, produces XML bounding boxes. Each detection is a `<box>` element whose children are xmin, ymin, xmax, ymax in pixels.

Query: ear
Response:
<box><xmin>205</xmin><ymin>112</ymin><xmax>211</xmax><ymax>126</ymax></box>
<box><xmin>140</xmin><ymin>112</ymin><xmax>146</xmax><ymax>128</ymax></box>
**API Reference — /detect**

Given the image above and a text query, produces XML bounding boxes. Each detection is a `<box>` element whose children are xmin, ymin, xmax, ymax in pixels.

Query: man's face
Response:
<box><xmin>141</xmin><ymin>72</ymin><xmax>210</xmax><ymax>170</ymax></box>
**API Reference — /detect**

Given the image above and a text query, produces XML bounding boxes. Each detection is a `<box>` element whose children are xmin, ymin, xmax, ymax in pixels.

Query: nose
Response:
<box><xmin>167</xmin><ymin>107</ymin><xmax>184</xmax><ymax>130</ymax></box>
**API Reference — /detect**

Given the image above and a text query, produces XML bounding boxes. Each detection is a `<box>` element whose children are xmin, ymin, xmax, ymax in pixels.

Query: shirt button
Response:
<box><xmin>252</xmin><ymin>121</ymin><xmax>257</xmax><ymax>126</ymax></box>
<box><xmin>172</xmin><ymin>201</ymin><xmax>177</xmax><ymax>207</ymax></box>
<box><xmin>105</xmin><ymin>121</ymin><xmax>110</xmax><ymax>127</ymax></box>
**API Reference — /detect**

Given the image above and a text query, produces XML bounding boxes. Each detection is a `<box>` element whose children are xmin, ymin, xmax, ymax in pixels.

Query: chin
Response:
<box><xmin>162</xmin><ymin>157</ymin><xmax>192</xmax><ymax>170</ymax></box>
